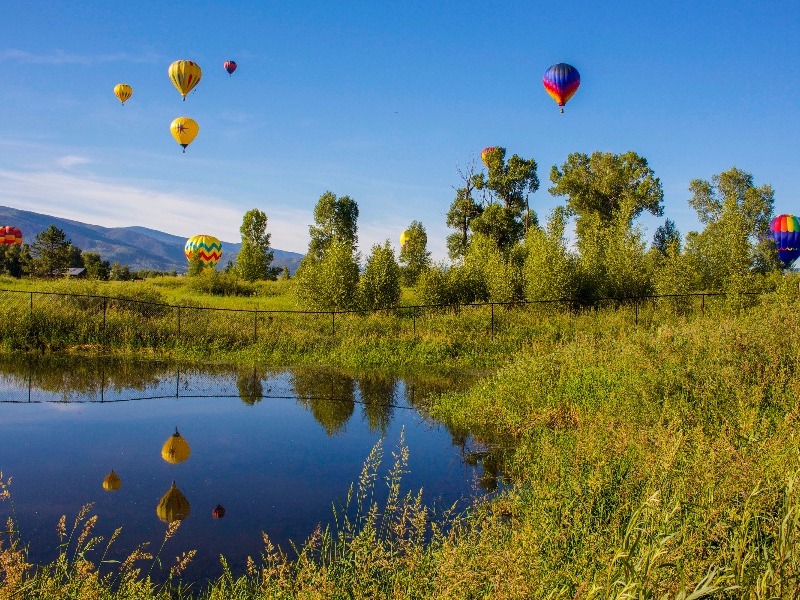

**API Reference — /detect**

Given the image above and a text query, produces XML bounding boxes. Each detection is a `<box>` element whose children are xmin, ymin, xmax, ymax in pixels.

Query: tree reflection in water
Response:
<box><xmin>291</xmin><ymin>368</ymin><xmax>356</xmax><ymax>436</ymax></box>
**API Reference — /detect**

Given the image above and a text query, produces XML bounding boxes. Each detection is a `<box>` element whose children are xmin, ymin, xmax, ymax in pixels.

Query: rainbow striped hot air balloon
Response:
<box><xmin>0</xmin><ymin>226</ymin><xmax>22</xmax><ymax>246</ymax></box>
<box><xmin>185</xmin><ymin>235</ymin><xmax>222</xmax><ymax>267</ymax></box>
<box><xmin>768</xmin><ymin>214</ymin><xmax>800</xmax><ymax>268</ymax></box>
<box><xmin>542</xmin><ymin>63</ymin><xmax>580</xmax><ymax>113</ymax></box>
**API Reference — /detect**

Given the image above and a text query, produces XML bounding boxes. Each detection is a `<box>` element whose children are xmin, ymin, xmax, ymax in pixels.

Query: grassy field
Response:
<box><xmin>1</xmin><ymin>275</ymin><xmax>799</xmax><ymax>597</ymax></box>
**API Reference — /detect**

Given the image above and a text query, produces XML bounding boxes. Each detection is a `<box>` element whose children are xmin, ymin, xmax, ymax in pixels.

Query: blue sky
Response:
<box><xmin>1</xmin><ymin>1</ymin><xmax>798</xmax><ymax>259</ymax></box>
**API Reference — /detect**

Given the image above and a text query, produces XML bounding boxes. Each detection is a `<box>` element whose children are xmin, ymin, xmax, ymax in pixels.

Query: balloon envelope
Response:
<box><xmin>400</xmin><ymin>230</ymin><xmax>410</xmax><ymax>249</ymax></box>
<box><xmin>481</xmin><ymin>147</ymin><xmax>499</xmax><ymax>168</ymax></box>
<box><xmin>168</xmin><ymin>60</ymin><xmax>202</xmax><ymax>99</ymax></box>
<box><xmin>170</xmin><ymin>117</ymin><xmax>199</xmax><ymax>152</ymax></box>
<box><xmin>185</xmin><ymin>234</ymin><xmax>222</xmax><ymax>267</ymax></box>
<box><xmin>161</xmin><ymin>429</ymin><xmax>191</xmax><ymax>464</ymax></box>
<box><xmin>542</xmin><ymin>63</ymin><xmax>580</xmax><ymax>112</ymax></box>
<box><xmin>769</xmin><ymin>214</ymin><xmax>800</xmax><ymax>267</ymax></box>
<box><xmin>224</xmin><ymin>60</ymin><xmax>237</xmax><ymax>75</ymax></box>
<box><xmin>102</xmin><ymin>470</ymin><xmax>121</xmax><ymax>491</ymax></box>
<box><xmin>0</xmin><ymin>226</ymin><xmax>22</xmax><ymax>246</ymax></box>
<box><xmin>157</xmin><ymin>483</ymin><xmax>191</xmax><ymax>523</ymax></box>
<box><xmin>113</xmin><ymin>83</ymin><xmax>132</xmax><ymax>105</ymax></box>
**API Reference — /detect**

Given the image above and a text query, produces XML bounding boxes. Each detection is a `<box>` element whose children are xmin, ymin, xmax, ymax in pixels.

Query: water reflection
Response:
<box><xmin>0</xmin><ymin>354</ymin><xmax>516</xmax><ymax>581</ymax></box>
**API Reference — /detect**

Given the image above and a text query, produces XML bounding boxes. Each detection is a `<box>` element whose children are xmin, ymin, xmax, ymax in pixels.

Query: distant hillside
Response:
<box><xmin>0</xmin><ymin>206</ymin><xmax>304</xmax><ymax>274</ymax></box>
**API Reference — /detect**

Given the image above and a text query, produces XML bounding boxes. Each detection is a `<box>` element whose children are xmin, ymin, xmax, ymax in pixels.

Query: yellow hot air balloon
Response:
<box><xmin>170</xmin><ymin>117</ymin><xmax>199</xmax><ymax>153</ymax></box>
<box><xmin>161</xmin><ymin>428</ymin><xmax>191</xmax><ymax>464</ymax></box>
<box><xmin>156</xmin><ymin>482</ymin><xmax>191</xmax><ymax>523</ymax></box>
<box><xmin>400</xmin><ymin>230</ymin><xmax>411</xmax><ymax>250</ymax></box>
<box><xmin>168</xmin><ymin>60</ymin><xmax>202</xmax><ymax>100</ymax></box>
<box><xmin>114</xmin><ymin>83</ymin><xmax>132</xmax><ymax>105</ymax></box>
<box><xmin>102</xmin><ymin>470</ymin><xmax>122</xmax><ymax>491</ymax></box>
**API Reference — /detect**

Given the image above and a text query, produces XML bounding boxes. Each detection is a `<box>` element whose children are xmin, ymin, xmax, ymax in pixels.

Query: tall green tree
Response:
<box><xmin>360</xmin><ymin>241</ymin><xmax>401</xmax><ymax>309</ymax></box>
<box><xmin>236</xmin><ymin>208</ymin><xmax>277</xmax><ymax>281</ymax></box>
<box><xmin>549</xmin><ymin>151</ymin><xmax>664</xmax><ymax>240</ymax></box>
<box><xmin>30</xmin><ymin>225</ymin><xmax>73</xmax><ymax>277</ymax></box>
<box><xmin>651</xmin><ymin>219</ymin><xmax>682</xmax><ymax>256</ymax></box>
<box><xmin>446</xmin><ymin>164</ymin><xmax>483</xmax><ymax>259</ymax></box>
<box><xmin>294</xmin><ymin>239</ymin><xmax>361</xmax><ymax>311</ymax></box>
<box><xmin>471</xmin><ymin>148</ymin><xmax>539</xmax><ymax>251</ymax></box>
<box><xmin>685</xmin><ymin>166</ymin><xmax>778</xmax><ymax>291</ymax></box>
<box><xmin>0</xmin><ymin>244</ymin><xmax>29</xmax><ymax>277</ymax></box>
<box><xmin>307</xmin><ymin>191</ymin><xmax>359</xmax><ymax>260</ymax></box>
<box><xmin>398</xmin><ymin>220</ymin><xmax>431</xmax><ymax>285</ymax></box>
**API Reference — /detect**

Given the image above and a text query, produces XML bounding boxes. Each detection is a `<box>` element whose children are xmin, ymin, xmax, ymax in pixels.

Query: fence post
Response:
<box><xmin>701</xmin><ymin>294</ymin><xmax>705</xmax><ymax>316</ymax></box>
<box><xmin>491</xmin><ymin>303</ymin><xmax>495</xmax><ymax>335</ymax></box>
<box><xmin>177</xmin><ymin>306</ymin><xmax>181</xmax><ymax>338</ymax></box>
<box><xmin>102</xmin><ymin>297</ymin><xmax>107</xmax><ymax>343</ymax></box>
<box><xmin>29</xmin><ymin>292</ymin><xmax>33</xmax><ymax>318</ymax></box>
<box><xmin>332</xmin><ymin>311</ymin><xmax>336</xmax><ymax>336</ymax></box>
<box><xmin>253</xmin><ymin>311</ymin><xmax>258</xmax><ymax>343</ymax></box>
<box><xmin>413</xmin><ymin>309</ymin><xmax>416</xmax><ymax>336</ymax></box>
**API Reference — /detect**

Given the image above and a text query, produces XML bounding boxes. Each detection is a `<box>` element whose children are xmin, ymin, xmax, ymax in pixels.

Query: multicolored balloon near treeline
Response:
<box><xmin>185</xmin><ymin>235</ymin><xmax>222</xmax><ymax>267</ymax></box>
<box><xmin>114</xmin><ymin>83</ymin><xmax>132</xmax><ymax>105</ymax></box>
<box><xmin>0</xmin><ymin>226</ymin><xmax>22</xmax><ymax>246</ymax></box>
<box><xmin>769</xmin><ymin>214</ymin><xmax>800</xmax><ymax>268</ymax></box>
<box><xmin>481</xmin><ymin>147</ymin><xmax>499</xmax><ymax>168</ymax></box>
<box><xmin>542</xmin><ymin>63</ymin><xmax>580</xmax><ymax>113</ymax></box>
<box><xmin>224</xmin><ymin>61</ymin><xmax>237</xmax><ymax>76</ymax></box>
<box><xmin>168</xmin><ymin>60</ymin><xmax>202</xmax><ymax>100</ymax></box>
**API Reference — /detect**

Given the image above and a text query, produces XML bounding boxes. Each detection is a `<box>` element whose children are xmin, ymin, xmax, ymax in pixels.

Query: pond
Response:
<box><xmin>0</xmin><ymin>356</ymin><xmax>507</xmax><ymax>584</ymax></box>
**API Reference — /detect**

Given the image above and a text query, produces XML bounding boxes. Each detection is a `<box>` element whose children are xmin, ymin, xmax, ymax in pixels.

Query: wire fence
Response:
<box><xmin>0</xmin><ymin>288</ymin><xmax>764</xmax><ymax>350</ymax></box>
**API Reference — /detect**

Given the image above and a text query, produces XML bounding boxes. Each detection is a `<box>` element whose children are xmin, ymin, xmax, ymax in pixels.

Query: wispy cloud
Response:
<box><xmin>0</xmin><ymin>49</ymin><xmax>159</xmax><ymax>65</ymax></box>
<box><xmin>56</xmin><ymin>155</ymin><xmax>92</xmax><ymax>169</ymax></box>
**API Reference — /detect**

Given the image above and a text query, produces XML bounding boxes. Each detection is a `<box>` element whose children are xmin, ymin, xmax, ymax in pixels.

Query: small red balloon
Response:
<box><xmin>212</xmin><ymin>504</ymin><xmax>226</xmax><ymax>518</ymax></box>
<box><xmin>224</xmin><ymin>61</ymin><xmax>237</xmax><ymax>76</ymax></box>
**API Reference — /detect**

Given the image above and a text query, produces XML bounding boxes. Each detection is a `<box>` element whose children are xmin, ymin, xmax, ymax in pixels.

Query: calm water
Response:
<box><xmin>0</xmin><ymin>356</ymin><xmax>503</xmax><ymax>583</ymax></box>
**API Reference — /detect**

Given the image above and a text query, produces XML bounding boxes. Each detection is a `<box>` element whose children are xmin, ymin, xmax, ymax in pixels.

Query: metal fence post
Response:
<box><xmin>413</xmin><ymin>309</ymin><xmax>417</xmax><ymax>336</ymax></box>
<box><xmin>491</xmin><ymin>303</ymin><xmax>495</xmax><ymax>335</ymax></box>
<box><xmin>177</xmin><ymin>306</ymin><xmax>181</xmax><ymax>338</ymax></box>
<box><xmin>102</xmin><ymin>297</ymin><xmax>107</xmax><ymax>343</ymax></box>
<box><xmin>332</xmin><ymin>311</ymin><xmax>336</xmax><ymax>336</ymax></box>
<box><xmin>701</xmin><ymin>294</ymin><xmax>705</xmax><ymax>316</ymax></box>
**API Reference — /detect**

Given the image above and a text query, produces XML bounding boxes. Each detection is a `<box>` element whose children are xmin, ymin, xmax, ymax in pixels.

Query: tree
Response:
<box><xmin>685</xmin><ymin>166</ymin><xmax>778</xmax><ymax>291</ymax></box>
<box><xmin>30</xmin><ymin>225</ymin><xmax>73</xmax><ymax>277</ymax></box>
<box><xmin>360</xmin><ymin>241</ymin><xmax>401</xmax><ymax>310</ymax></box>
<box><xmin>82</xmin><ymin>252</ymin><xmax>110</xmax><ymax>280</ymax></box>
<box><xmin>186</xmin><ymin>253</ymin><xmax>206</xmax><ymax>277</ymax></box>
<box><xmin>471</xmin><ymin>148</ymin><xmax>539</xmax><ymax>250</ymax></box>
<box><xmin>307</xmin><ymin>191</ymin><xmax>359</xmax><ymax>260</ymax></box>
<box><xmin>524</xmin><ymin>207</ymin><xmax>579</xmax><ymax>302</ymax></box>
<box><xmin>0</xmin><ymin>244</ymin><xmax>29</xmax><ymax>278</ymax></box>
<box><xmin>110</xmin><ymin>261</ymin><xmax>131</xmax><ymax>281</ymax></box>
<box><xmin>446</xmin><ymin>164</ymin><xmax>483</xmax><ymax>259</ymax></box>
<box><xmin>398</xmin><ymin>220</ymin><xmax>431</xmax><ymax>285</ymax></box>
<box><xmin>652</xmin><ymin>219</ymin><xmax>682</xmax><ymax>255</ymax></box>
<box><xmin>294</xmin><ymin>239</ymin><xmax>361</xmax><ymax>310</ymax></box>
<box><xmin>549</xmin><ymin>151</ymin><xmax>664</xmax><ymax>240</ymax></box>
<box><xmin>236</xmin><ymin>208</ymin><xmax>278</xmax><ymax>281</ymax></box>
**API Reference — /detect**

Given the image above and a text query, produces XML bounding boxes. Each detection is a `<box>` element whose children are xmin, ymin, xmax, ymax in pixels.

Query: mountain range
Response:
<box><xmin>0</xmin><ymin>205</ymin><xmax>304</xmax><ymax>274</ymax></box>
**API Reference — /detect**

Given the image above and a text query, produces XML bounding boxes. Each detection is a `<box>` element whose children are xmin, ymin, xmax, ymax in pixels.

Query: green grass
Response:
<box><xmin>2</xmin><ymin>276</ymin><xmax>800</xmax><ymax>597</ymax></box>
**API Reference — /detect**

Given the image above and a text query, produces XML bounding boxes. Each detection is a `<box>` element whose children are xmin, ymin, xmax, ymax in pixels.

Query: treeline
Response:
<box><xmin>0</xmin><ymin>225</ymin><xmax>176</xmax><ymax>281</ymax></box>
<box><xmin>294</xmin><ymin>150</ymin><xmax>785</xmax><ymax>310</ymax></box>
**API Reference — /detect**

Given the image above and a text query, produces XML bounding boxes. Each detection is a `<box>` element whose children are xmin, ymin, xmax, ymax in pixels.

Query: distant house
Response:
<box><xmin>64</xmin><ymin>268</ymin><xmax>86</xmax><ymax>278</ymax></box>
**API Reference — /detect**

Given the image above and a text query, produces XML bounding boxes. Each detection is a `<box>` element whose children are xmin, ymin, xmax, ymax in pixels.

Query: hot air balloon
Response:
<box><xmin>224</xmin><ymin>61</ymin><xmax>237</xmax><ymax>76</ymax></box>
<box><xmin>170</xmin><ymin>117</ymin><xmax>199</xmax><ymax>153</ymax></box>
<box><xmin>184</xmin><ymin>235</ymin><xmax>222</xmax><ymax>267</ymax></box>
<box><xmin>102</xmin><ymin>470</ymin><xmax>122</xmax><ymax>491</ymax></box>
<box><xmin>212</xmin><ymin>504</ymin><xmax>226</xmax><ymax>519</ymax></box>
<box><xmin>0</xmin><ymin>226</ymin><xmax>22</xmax><ymax>246</ymax></box>
<box><xmin>114</xmin><ymin>83</ymin><xmax>133</xmax><ymax>105</ymax></box>
<box><xmin>161</xmin><ymin>428</ymin><xmax>191</xmax><ymax>464</ymax></box>
<box><xmin>481</xmin><ymin>147</ymin><xmax>499</xmax><ymax>168</ymax></box>
<box><xmin>400</xmin><ymin>230</ymin><xmax>410</xmax><ymax>250</ymax></box>
<box><xmin>542</xmin><ymin>63</ymin><xmax>581</xmax><ymax>113</ymax></box>
<box><xmin>156</xmin><ymin>482</ymin><xmax>191</xmax><ymax>523</ymax></box>
<box><xmin>768</xmin><ymin>214</ymin><xmax>800</xmax><ymax>268</ymax></box>
<box><xmin>168</xmin><ymin>60</ymin><xmax>202</xmax><ymax>100</ymax></box>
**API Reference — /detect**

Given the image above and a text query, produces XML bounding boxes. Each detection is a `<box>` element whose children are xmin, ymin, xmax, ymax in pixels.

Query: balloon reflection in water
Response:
<box><xmin>157</xmin><ymin>482</ymin><xmax>191</xmax><ymax>523</ymax></box>
<box><xmin>161</xmin><ymin>428</ymin><xmax>191</xmax><ymax>464</ymax></box>
<box><xmin>212</xmin><ymin>504</ymin><xmax>225</xmax><ymax>519</ymax></box>
<box><xmin>102</xmin><ymin>470</ymin><xmax>122</xmax><ymax>491</ymax></box>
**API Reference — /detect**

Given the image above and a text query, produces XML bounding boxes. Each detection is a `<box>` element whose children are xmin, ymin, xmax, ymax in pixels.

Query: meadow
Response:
<box><xmin>1</xmin><ymin>274</ymin><xmax>799</xmax><ymax>598</ymax></box>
